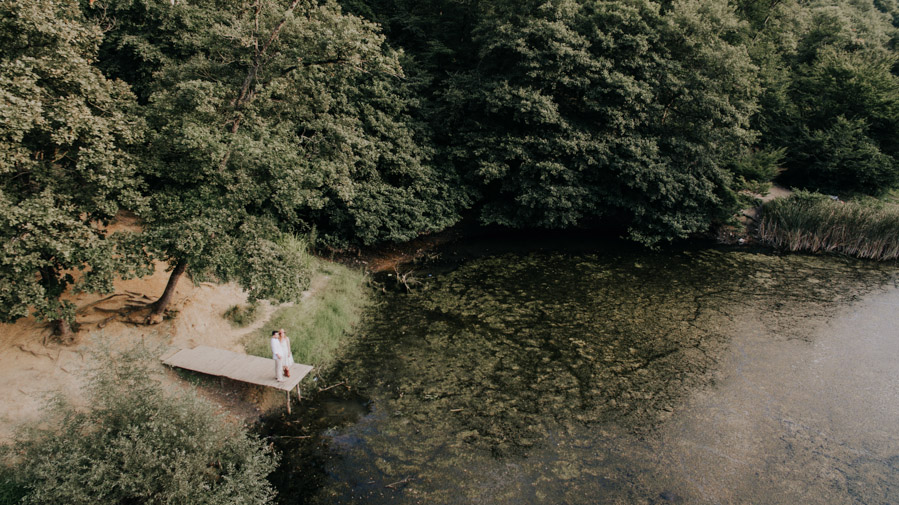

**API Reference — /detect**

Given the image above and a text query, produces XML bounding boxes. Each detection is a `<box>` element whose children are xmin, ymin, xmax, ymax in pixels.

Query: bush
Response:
<box><xmin>732</xmin><ymin>148</ymin><xmax>785</xmax><ymax>183</ymax></box>
<box><xmin>803</xmin><ymin>116</ymin><xmax>898</xmax><ymax>195</ymax></box>
<box><xmin>223</xmin><ymin>302</ymin><xmax>260</xmax><ymax>327</ymax></box>
<box><xmin>778</xmin><ymin>48</ymin><xmax>899</xmax><ymax>196</ymax></box>
<box><xmin>0</xmin><ymin>477</ymin><xmax>26</xmax><ymax>505</ymax></box>
<box><xmin>239</xmin><ymin>231</ymin><xmax>314</xmax><ymax>304</ymax></box>
<box><xmin>0</xmin><ymin>344</ymin><xmax>278</xmax><ymax>505</ymax></box>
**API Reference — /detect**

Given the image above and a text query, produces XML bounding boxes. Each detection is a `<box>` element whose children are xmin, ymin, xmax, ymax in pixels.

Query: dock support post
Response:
<box><xmin>286</xmin><ymin>390</ymin><xmax>291</xmax><ymax>414</ymax></box>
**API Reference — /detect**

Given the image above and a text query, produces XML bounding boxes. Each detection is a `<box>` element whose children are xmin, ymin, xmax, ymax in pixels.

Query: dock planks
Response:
<box><xmin>161</xmin><ymin>346</ymin><xmax>313</xmax><ymax>412</ymax></box>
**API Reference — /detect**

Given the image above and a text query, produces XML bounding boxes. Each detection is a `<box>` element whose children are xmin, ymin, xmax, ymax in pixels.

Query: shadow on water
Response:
<box><xmin>258</xmin><ymin>390</ymin><xmax>372</xmax><ymax>502</ymax></box>
<box><xmin>261</xmin><ymin>235</ymin><xmax>899</xmax><ymax>505</ymax></box>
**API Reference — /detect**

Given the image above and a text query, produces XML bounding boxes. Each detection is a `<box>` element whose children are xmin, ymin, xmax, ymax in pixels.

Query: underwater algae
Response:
<box><xmin>265</xmin><ymin>245</ymin><xmax>898</xmax><ymax>504</ymax></box>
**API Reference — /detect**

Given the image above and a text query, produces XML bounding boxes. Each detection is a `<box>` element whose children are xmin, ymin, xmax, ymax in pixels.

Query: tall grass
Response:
<box><xmin>758</xmin><ymin>191</ymin><xmax>899</xmax><ymax>260</ymax></box>
<box><xmin>244</xmin><ymin>259</ymin><xmax>368</xmax><ymax>370</ymax></box>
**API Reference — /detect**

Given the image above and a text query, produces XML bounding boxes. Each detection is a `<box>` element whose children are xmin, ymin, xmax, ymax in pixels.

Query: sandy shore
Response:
<box><xmin>0</xmin><ymin>259</ymin><xmax>288</xmax><ymax>443</ymax></box>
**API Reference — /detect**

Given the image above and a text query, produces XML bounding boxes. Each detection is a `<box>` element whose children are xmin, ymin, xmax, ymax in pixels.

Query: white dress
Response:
<box><xmin>282</xmin><ymin>336</ymin><xmax>294</xmax><ymax>367</ymax></box>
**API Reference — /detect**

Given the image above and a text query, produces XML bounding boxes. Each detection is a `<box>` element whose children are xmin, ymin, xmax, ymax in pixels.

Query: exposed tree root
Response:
<box><xmin>75</xmin><ymin>294</ymin><xmax>128</xmax><ymax>314</ymax></box>
<box><xmin>74</xmin><ymin>293</ymin><xmax>160</xmax><ymax>331</ymax></box>
<box><xmin>15</xmin><ymin>344</ymin><xmax>55</xmax><ymax>360</ymax></box>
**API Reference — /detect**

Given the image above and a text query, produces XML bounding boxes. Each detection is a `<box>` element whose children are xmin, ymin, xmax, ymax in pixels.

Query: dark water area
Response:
<box><xmin>261</xmin><ymin>238</ymin><xmax>899</xmax><ymax>504</ymax></box>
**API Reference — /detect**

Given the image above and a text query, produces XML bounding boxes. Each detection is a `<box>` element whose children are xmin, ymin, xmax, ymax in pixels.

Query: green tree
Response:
<box><xmin>787</xmin><ymin>47</ymin><xmax>899</xmax><ymax>193</ymax></box>
<box><xmin>86</xmin><ymin>0</ymin><xmax>233</xmax><ymax>104</ymax></box>
<box><xmin>132</xmin><ymin>0</ymin><xmax>456</xmax><ymax>321</ymax></box>
<box><xmin>432</xmin><ymin>0</ymin><xmax>758</xmax><ymax>244</ymax></box>
<box><xmin>0</xmin><ymin>0</ymin><xmax>148</xmax><ymax>340</ymax></box>
<box><xmin>740</xmin><ymin>0</ymin><xmax>899</xmax><ymax>194</ymax></box>
<box><xmin>0</xmin><ymin>345</ymin><xmax>278</xmax><ymax>505</ymax></box>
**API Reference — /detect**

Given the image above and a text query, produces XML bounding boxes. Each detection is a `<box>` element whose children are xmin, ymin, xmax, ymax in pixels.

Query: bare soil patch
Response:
<box><xmin>0</xmin><ymin>258</ymin><xmax>292</xmax><ymax>442</ymax></box>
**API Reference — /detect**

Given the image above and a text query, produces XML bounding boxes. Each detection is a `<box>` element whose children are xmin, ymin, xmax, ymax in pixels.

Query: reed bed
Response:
<box><xmin>758</xmin><ymin>191</ymin><xmax>899</xmax><ymax>260</ymax></box>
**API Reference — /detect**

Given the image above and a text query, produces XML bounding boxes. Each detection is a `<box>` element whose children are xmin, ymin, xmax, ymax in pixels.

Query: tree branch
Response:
<box><xmin>222</xmin><ymin>0</ymin><xmax>304</xmax><ymax>171</ymax></box>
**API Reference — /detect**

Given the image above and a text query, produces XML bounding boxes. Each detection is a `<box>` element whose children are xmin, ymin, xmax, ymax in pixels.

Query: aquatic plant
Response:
<box><xmin>270</xmin><ymin>245</ymin><xmax>895</xmax><ymax>504</ymax></box>
<box><xmin>758</xmin><ymin>191</ymin><xmax>899</xmax><ymax>260</ymax></box>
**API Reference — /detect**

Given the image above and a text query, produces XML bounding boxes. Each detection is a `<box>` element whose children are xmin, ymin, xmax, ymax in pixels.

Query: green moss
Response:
<box><xmin>244</xmin><ymin>259</ymin><xmax>368</xmax><ymax>370</ymax></box>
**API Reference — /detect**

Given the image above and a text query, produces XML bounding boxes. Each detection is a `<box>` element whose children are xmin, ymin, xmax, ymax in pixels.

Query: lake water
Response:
<box><xmin>263</xmin><ymin>239</ymin><xmax>899</xmax><ymax>504</ymax></box>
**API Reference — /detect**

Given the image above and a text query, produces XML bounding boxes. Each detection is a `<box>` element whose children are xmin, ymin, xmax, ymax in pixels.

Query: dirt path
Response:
<box><xmin>736</xmin><ymin>183</ymin><xmax>793</xmax><ymax>229</ymax></box>
<box><xmin>760</xmin><ymin>183</ymin><xmax>792</xmax><ymax>203</ymax></box>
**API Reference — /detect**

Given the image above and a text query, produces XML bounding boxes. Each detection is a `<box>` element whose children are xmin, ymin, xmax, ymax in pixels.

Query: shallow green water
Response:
<box><xmin>264</xmin><ymin>242</ymin><xmax>899</xmax><ymax>504</ymax></box>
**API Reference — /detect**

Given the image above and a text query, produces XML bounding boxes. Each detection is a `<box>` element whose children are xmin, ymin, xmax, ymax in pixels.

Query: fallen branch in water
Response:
<box><xmin>318</xmin><ymin>381</ymin><xmax>347</xmax><ymax>392</ymax></box>
<box><xmin>392</xmin><ymin>265</ymin><xmax>420</xmax><ymax>293</ymax></box>
<box><xmin>385</xmin><ymin>476</ymin><xmax>412</xmax><ymax>490</ymax></box>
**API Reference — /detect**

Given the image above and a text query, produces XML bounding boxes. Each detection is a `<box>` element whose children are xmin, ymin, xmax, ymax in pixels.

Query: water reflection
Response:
<box><xmin>265</xmin><ymin>243</ymin><xmax>899</xmax><ymax>504</ymax></box>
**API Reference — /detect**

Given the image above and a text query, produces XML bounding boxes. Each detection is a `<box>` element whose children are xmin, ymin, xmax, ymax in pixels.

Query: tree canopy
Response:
<box><xmin>0</xmin><ymin>0</ymin><xmax>148</xmax><ymax>338</ymax></box>
<box><xmin>346</xmin><ymin>0</ymin><xmax>759</xmax><ymax>244</ymax></box>
<box><xmin>742</xmin><ymin>0</ymin><xmax>899</xmax><ymax>194</ymax></box>
<box><xmin>134</xmin><ymin>0</ymin><xmax>459</xmax><ymax>318</ymax></box>
<box><xmin>5</xmin><ymin>0</ymin><xmax>899</xmax><ymax>332</ymax></box>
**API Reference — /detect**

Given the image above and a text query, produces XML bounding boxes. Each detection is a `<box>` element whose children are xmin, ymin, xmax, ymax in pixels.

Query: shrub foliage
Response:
<box><xmin>1</xmin><ymin>345</ymin><xmax>278</xmax><ymax>505</ymax></box>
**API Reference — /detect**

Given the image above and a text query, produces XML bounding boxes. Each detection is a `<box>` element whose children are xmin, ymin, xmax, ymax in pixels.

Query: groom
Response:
<box><xmin>270</xmin><ymin>329</ymin><xmax>286</xmax><ymax>382</ymax></box>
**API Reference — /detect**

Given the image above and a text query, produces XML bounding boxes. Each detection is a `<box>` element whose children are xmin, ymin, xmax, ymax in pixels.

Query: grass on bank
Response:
<box><xmin>244</xmin><ymin>259</ymin><xmax>368</xmax><ymax>371</ymax></box>
<box><xmin>758</xmin><ymin>190</ymin><xmax>899</xmax><ymax>260</ymax></box>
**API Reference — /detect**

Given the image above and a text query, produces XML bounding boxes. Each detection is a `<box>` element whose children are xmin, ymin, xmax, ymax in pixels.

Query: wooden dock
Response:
<box><xmin>161</xmin><ymin>345</ymin><xmax>314</xmax><ymax>413</ymax></box>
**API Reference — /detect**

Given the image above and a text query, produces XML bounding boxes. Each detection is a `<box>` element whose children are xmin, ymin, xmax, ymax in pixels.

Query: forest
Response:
<box><xmin>4</xmin><ymin>0</ymin><xmax>899</xmax><ymax>338</ymax></box>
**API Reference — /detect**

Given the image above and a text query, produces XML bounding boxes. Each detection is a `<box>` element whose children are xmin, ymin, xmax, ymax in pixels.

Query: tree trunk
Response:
<box><xmin>52</xmin><ymin>318</ymin><xmax>75</xmax><ymax>344</ymax></box>
<box><xmin>39</xmin><ymin>266</ymin><xmax>77</xmax><ymax>343</ymax></box>
<box><xmin>147</xmin><ymin>259</ymin><xmax>187</xmax><ymax>324</ymax></box>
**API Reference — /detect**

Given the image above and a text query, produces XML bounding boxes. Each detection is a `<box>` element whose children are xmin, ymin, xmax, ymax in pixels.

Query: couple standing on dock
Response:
<box><xmin>270</xmin><ymin>328</ymin><xmax>294</xmax><ymax>382</ymax></box>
